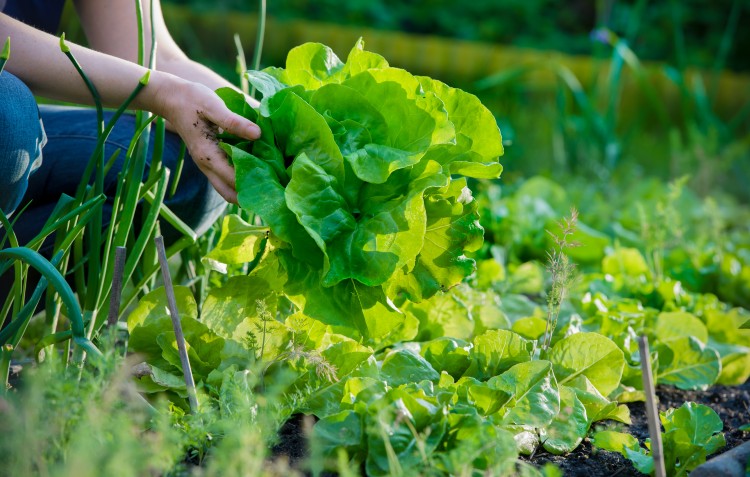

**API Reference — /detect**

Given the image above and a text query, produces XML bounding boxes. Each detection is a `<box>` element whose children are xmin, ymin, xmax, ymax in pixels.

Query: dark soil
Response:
<box><xmin>527</xmin><ymin>381</ymin><xmax>750</xmax><ymax>476</ymax></box>
<box><xmin>272</xmin><ymin>381</ymin><xmax>750</xmax><ymax>476</ymax></box>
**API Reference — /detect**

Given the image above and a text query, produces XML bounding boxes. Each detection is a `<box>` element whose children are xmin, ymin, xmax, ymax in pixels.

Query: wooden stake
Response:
<box><xmin>154</xmin><ymin>236</ymin><xmax>198</xmax><ymax>412</ymax></box>
<box><xmin>107</xmin><ymin>246</ymin><xmax>127</xmax><ymax>327</ymax></box>
<box><xmin>638</xmin><ymin>335</ymin><xmax>666</xmax><ymax>477</ymax></box>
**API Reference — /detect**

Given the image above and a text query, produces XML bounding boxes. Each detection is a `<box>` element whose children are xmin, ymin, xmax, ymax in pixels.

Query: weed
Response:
<box><xmin>541</xmin><ymin>208</ymin><xmax>580</xmax><ymax>351</ymax></box>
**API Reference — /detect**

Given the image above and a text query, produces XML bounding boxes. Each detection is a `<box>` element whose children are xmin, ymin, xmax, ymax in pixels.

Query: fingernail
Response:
<box><xmin>250</xmin><ymin>125</ymin><xmax>261</xmax><ymax>139</ymax></box>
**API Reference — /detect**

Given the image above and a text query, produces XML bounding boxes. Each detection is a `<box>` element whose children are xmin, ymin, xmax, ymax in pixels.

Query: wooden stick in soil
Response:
<box><xmin>638</xmin><ymin>335</ymin><xmax>666</xmax><ymax>477</ymax></box>
<box><xmin>106</xmin><ymin>246</ymin><xmax>127</xmax><ymax>328</ymax></box>
<box><xmin>154</xmin><ymin>236</ymin><xmax>198</xmax><ymax>412</ymax></box>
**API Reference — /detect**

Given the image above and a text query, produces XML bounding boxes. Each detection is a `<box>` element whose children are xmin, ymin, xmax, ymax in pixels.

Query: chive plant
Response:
<box><xmin>0</xmin><ymin>0</ymin><xmax>201</xmax><ymax>386</ymax></box>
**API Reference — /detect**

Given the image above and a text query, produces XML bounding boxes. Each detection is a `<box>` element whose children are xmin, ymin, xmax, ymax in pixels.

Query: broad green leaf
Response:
<box><xmin>232</xmin><ymin>145</ymin><xmax>320</xmax><ymax>262</ymax></box>
<box><xmin>244</xmin><ymin>70</ymin><xmax>287</xmax><ymax>99</ymax></box>
<box><xmin>214</xmin><ymin>87</ymin><xmax>258</xmax><ymax>122</ymax></box>
<box><xmin>276</xmin><ymin>42</ymin><xmax>344</xmax><ymax>89</ymax></box>
<box><xmin>591</xmin><ymin>430</ymin><xmax>640</xmax><ymax>454</ymax></box>
<box><xmin>489</xmin><ymin>360</ymin><xmax>560</xmax><ymax>428</ymax></box>
<box><xmin>388</xmin><ymin>179</ymin><xmax>484</xmax><ymax>302</ymax></box>
<box><xmin>344</xmin><ymin>144</ymin><xmax>424</xmax><ymax>184</ymax></box>
<box><xmin>548</xmin><ymin>332</ymin><xmax>625</xmax><ymax>397</ymax></box>
<box><xmin>511</xmin><ymin>316</ymin><xmax>548</xmax><ymax>340</ymax></box>
<box><xmin>365</xmin><ymin>386</ymin><xmax>447</xmax><ymax>476</ymax></box>
<box><xmin>321</xmin><ymin>340</ymin><xmax>374</xmax><ymax>378</ymax></box>
<box><xmin>341</xmin><ymin>377</ymin><xmax>388</xmax><ymax>410</ymax></box>
<box><xmin>342</xmin><ymin>68</ymin><xmax>455</xmax><ymax>152</ymax></box>
<box><xmin>280</xmin><ymin>249</ymin><xmax>418</xmax><ymax>347</ymax></box>
<box><xmin>406</xmin><ymin>291</ymin><xmax>474</xmax><ymax>341</ymax></box>
<box><xmin>436</xmin><ymin>412</ymin><xmax>518</xmax><ymax>474</ymax></box>
<box><xmin>661</xmin><ymin>402</ymin><xmax>724</xmax><ymax>450</ymax></box>
<box><xmin>448</xmin><ymin>158</ymin><xmax>504</xmax><ymax>179</ymax></box>
<box><xmin>308</xmin><ymin>83</ymin><xmax>387</xmax><ymax>148</ymax></box>
<box><xmin>312</xmin><ymin>410</ymin><xmax>365</xmax><ymax>460</ymax></box>
<box><xmin>286</xmin><ymin>152</ymin><xmax>428</xmax><ymax>287</ymax></box>
<box><xmin>417</xmin><ymin>76</ymin><xmax>503</xmax><ymax>162</ymax></box>
<box><xmin>200</xmin><ymin>275</ymin><xmax>284</xmax><ymax>352</ymax></box>
<box><xmin>540</xmin><ymin>386</ymin><xmax>588</xmax><ymax>454</ymax></box>
<box><xmin>654</xmin><ymin>311</ymin><xmax>708</xmax><ymax>344</ymax></box>
<box><xmin>465</xmin><ymin>288</ymin><xmax>511</xmax><ymax>334</ymax></box>
<box><xmin>711</xmin><ymin>341</ymin><xmax>750</xmax><ymax>385</ymax></box>
<box><xmin>452</xmin><ymin>377</ymin><xmax>510</xmax><ymax>416</ymax></box>
<box><xmin>133</xmin><ymin>364</ymin><xmax>187</xmax><ymax>397</ymax></box>
<box><xmin>602</xmin><ymin>247</ymin><xmax>651</xmax><ymax>278</ymax></box>
<box><xmin>466</xmin><ymin>329</ymin><xmax>532</xmax><ymax>380</ymax></box>
<box><xmin>381</xmin><ymin>348</ymin><xmax>440</xmax><ymax>386</ymax></box>
<box><xmin>656</xmin><ymin>336</ymin><xmax>721</xmax><ymax>390</ymax></box>
<box><xmin>156</xmin><ymin>326</ymin><xmax>225</xmax><ymax>381</ymax></box>
<box><xmin>267</xmin><ymin>89</ymin><xmax>346</xmax><ymax>182</ymax></box>
<box><xmin>127</xmin><ymin>286</ymin><xmax>199</xmax><ymax>372</ymax></box>
<box><xmin>566</xmin><ymin>375</ymin><xmax>631</xmax><ymax>425</ymax></box>
<box><xmin>703</xmin><ymin>308</ymin><xmax>750</xmax><ymax>384</ymax></box>
<box><xmin>342</xmin><ymin>38</ymin><xmax>389</xmax><ymax>77</ymax></box>
<box><xmin>420</xmin><ymin>337</ymin><xmax>471</xmax><ymax>379</ymax></box>
<box><xmin>661</xmin><ymin>402</ymin><xmax>726</xmax><ymax>473</ymax></box>
<box><xmin>705</xmin><ymin>307</ymin><xmax>750</xmax><ymax>345</ymax></box>
<box><xmin>203</xmin><ymin>214</ymin><xmax>268</xmax><ymax>272</ymax></box>
<box><xmin>592</xmin><ymin>430</ymin><xmax>655</xmax><ymax>475</ymax></box>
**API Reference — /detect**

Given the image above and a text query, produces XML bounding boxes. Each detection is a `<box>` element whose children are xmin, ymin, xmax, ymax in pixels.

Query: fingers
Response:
<box><xmin>163</xmin><ymin>84</ymin><xmax>259</xmax><ymax>204</ymax></box>
<box><xmin>190</xmin><ymin>137</ymin><xmax>238</xmax><ymax>201</ymax></box>
<box><xmin>204</xmin><ymin>169</ymin><xmax>238</xmax><ymax>204</ymax></box>
<box><xmin>206</xmin><ymin>107</ymin><xmax>261</xmax><ymax>141</ymax></box>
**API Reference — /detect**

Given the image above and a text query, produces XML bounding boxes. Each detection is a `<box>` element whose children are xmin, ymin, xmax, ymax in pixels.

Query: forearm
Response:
<box><xmin>158</xmin><ymin>55</ymin><xmax>245</xmax><ymax>96</ymax></box>
<box><xmin>0</xmin><ymin>13</ymin><xmax>174</xmax><ymax>114</ymax></box>
<box><xmin>156</xmin><ymin>51</ymin><xmax>259</xmax><ymax>107</ymax></box>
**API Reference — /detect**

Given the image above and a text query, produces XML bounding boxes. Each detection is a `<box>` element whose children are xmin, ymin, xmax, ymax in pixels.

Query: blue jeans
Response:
<box><xmin>0</xmin><ymin>71</ymin><xmax>226</xmax><ymax>303</ymax></box>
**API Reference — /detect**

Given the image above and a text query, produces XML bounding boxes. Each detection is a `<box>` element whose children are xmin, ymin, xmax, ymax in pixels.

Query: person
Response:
<box><xmin>0</xmin><ymin>0</ymin><xmax>261</xmax><ymax>305</ymax></box>
<box><xmin>0</xmin><ymin>0</ymin><xmax>260</xmax><ymax>234</ymax></box>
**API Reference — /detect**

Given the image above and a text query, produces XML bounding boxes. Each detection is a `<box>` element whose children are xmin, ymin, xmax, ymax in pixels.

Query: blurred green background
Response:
<box><xmin>164</xmin><ymin>0</ymin><xmax>750</xmax><ymax>72</ymax></box>
<box><xmin>153</xmin><ymin>1</ymin><xmax>750</xmax><ymax>200</ymax></box>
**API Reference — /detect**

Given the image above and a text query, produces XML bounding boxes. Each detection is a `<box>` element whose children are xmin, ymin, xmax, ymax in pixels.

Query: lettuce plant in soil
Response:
<box><xmin>122</xmin><ymin>41</ymin><xmax>750</xmax><ymax>475</ymax></box>
<box><xmin>215</xmin><ymin>38</ymin><xmax>504</xmax><ymax>348</ymax></box>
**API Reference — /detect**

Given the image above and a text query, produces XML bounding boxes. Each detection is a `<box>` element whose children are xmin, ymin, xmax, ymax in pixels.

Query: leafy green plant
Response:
<box><xmin>592</xmin><ymin>402</ymin><xmax>726</xmax><ymax>476</ymax></box>
<box><xmin>214</xmin><ymin>39</ymin><xmax>504</xmax><ymax>347</ymax></box>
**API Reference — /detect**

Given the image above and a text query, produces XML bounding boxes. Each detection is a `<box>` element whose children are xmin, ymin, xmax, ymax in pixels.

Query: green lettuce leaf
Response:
<box><xmin>222</xmin><ymin>40</ymin><xmax>503</xmax><ymax>344</ymax></box>
<box><xmin>466</xmin><ymin>329</ymin><xmax>533</xmax><ymax>380</ymax></box>
<box><xmin>548</xmin><ymin>332</ymin><xmax>625</xmax><ymax>397</ymax></box>
<box><xmin>656</xmin><ymin>336</ymin><xmax>721</xmax><ymax>390</ymax></box>
<box><xmin>488</xmin><ymin>360</ymin><xmax>560</xmax><ymax>428</ymax></box>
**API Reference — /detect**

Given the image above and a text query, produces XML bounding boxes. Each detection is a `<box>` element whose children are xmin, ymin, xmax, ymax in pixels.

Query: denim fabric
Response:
<box><xmin>0</xmin><ymin>71</ymin><xmax>46</xmax><ymax>217</ymax></box>
<box><xmin>2</xmin><ymin>0</ymin><xmax>67</xmax><ymax>35</ymax></box>
<box><xmin>22</xmin><ymin>105</ymin><xmax>227</xmax><ymax>245</ymax></box>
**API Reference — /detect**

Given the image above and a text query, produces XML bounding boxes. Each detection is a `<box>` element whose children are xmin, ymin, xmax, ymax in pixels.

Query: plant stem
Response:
<box><xmin>154</xmin><ymin>235</ymin><xmax>199</xmax><ymax>412</ymax></box>
<box><xmin>250</xmin><ymin>0</ymin><xmax>266</xmax><ymax>99</ymax></box>
<box><xmin>1</xmin><ymin>344</ymin><xmax>12</xmax><ymax>393</ymax></box>
<box><xmin>638</xmin><ymin>335</ymin><xmax>666</xmax><ymax>477</ymax></box>
<box><xmin>107</xmin><ymin>247</ymin><xmax>127</xmax><ymax>328</ymax></box>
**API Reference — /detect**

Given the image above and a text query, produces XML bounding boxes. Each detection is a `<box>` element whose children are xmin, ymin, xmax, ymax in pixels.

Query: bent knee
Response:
<box><xmin>0</xmin><ymin>72</ymin><xmax>45</xmax><ymax>215</ymax></box>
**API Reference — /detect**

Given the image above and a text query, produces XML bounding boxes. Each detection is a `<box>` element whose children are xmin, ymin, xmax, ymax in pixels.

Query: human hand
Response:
<box><xmin>150</xmin><ymin>74</ymin><xmax>260</xmax><ymax>203</ymax></box>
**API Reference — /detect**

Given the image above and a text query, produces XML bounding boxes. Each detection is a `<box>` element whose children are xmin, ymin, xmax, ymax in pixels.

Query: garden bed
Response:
<box><xmin>269</xmin><ymin>381</ymin><xmax>750</xmax><ymax>476</ymax></box>
<box><xmin>529</xmin><ymin>381</ymin><xmax>750</xmax><ymax>476</ymax></box>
